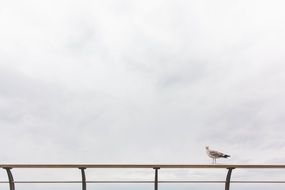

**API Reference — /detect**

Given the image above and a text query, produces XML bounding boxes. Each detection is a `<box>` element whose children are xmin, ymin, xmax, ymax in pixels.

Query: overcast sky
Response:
<box><xmin>1</xmin><ymin>0</ymin><xmax>285</xmax><ymax>189</ymax></box>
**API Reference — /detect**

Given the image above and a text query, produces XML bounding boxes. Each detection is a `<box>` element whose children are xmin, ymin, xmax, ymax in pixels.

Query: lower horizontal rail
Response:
<box><xmin>1</xmin><ymin>180</ymin><xmax>285</xmax><ymax>184</ymax></box>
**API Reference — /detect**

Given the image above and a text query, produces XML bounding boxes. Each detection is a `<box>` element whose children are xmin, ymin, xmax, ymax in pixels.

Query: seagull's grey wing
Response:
<box><xmin>209</xmin><ymin>150</ymin><xmax>225</xmax><ymax>157</ymax></box>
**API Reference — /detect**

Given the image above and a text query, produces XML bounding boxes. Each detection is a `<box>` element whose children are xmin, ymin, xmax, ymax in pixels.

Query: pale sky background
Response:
<box><xmin>1</xmin><ymin>0</ymin><xmax>285</xmax><ymax>189</ymax></box>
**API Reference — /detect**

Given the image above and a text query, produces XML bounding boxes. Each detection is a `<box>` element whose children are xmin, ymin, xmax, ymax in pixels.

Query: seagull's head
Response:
<box><xmin>205</xmin><ymin>146</ymin><xmax>209</xmax><ymax>150</ymax></box>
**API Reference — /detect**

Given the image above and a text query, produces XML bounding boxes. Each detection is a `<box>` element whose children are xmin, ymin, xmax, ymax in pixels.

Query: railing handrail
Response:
<box><xmin>1</xmin><ymin>164</ymin><xmax>285</xmax><ymax>168</ymax></box>
<box><xmin>2</xmin><ymin>164</ymin><xmax>285</xmax><ymax>190</ymax></box>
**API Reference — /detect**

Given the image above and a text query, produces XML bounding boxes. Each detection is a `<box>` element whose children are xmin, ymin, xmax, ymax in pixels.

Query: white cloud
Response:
<box><xmin>1</xmin><ymin>0</ymin><xmax>285</xmax><ymax>188</ymax></box>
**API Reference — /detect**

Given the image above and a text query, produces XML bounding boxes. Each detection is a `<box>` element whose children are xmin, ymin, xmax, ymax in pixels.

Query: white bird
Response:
<box><xmin>206</xmin><ymin>146</ymin><xmax>230</xmax><ymax>164</ymax></box>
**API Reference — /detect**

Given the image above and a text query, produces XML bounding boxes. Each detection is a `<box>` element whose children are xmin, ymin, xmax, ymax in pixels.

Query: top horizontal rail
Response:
<box><xmin>1</xmin><ymin>164</ymin><xmax>285</xmax><ymax>169</ymax></box>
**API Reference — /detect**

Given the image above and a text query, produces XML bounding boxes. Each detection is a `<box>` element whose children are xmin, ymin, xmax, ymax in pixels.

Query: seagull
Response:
<box><xmin>206</xmin><ymin>146</ymin><xmax>230</xmax><ymax>164</ymax></box>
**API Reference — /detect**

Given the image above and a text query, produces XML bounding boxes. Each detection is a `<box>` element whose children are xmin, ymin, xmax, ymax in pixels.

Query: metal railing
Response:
<box><xmin>1</xmin><ymin>164</ymin><xmax>285</xmax><ymax>190</ymax></box>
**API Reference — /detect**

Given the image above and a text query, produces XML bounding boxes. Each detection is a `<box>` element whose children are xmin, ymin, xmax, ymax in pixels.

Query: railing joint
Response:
<box><xmin>225</xmin><ymin>167</ymin><xmax>235</xmax><ymax>190</ymax></box>
<box><xmin>79</xmin><ymin>167</ymin><xmax>87</xmax><ymax>190</ymax></box>
<box><xmin>154</xmin><ymin>167</ymin><xmax>160</xmax><ymax>190</ymax></box>
<box><xmin>3</xmin><ymin>167</ymin><xmax>15</xmax><ymax>190</ymax></box>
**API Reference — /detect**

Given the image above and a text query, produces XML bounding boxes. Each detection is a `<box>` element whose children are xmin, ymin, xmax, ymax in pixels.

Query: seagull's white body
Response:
<box><xmin>206</xmin><ymin>146</ymin><xmax>230</xmax><ymax>164</ymax></box>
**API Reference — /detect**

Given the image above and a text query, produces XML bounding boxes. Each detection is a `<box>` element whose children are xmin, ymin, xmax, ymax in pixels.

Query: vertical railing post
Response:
<box><xmin>154</xmin><ymin>167</ymin><xmax>160</xmax><ymax>190</ymax></box>
<box><xmin>225</xmin><ymin>168</ymin><xmax>234</xmax><ymax>190</ymax></box>
<box><xmin>4</xmin><ymin>167</ymin><xmax>15</xmax><ymax>190</ymax></box>
<box><xmin>79</xmin><ymin>167</ymin><xmax>87</xmax><ymax>190</ymax></box>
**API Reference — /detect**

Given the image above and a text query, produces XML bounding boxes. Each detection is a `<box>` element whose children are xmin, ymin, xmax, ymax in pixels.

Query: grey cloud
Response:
<box><xmin>1</xmin><ymin>1</ymin><xmax>285</xmax><ymax>188</ymax></box>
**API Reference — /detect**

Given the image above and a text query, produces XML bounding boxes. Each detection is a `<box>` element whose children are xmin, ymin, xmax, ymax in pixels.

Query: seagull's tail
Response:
<box><xmin>223</xmin><ymin>154</ymin><xmax>230</xmax><ymax>158</ymax></box>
